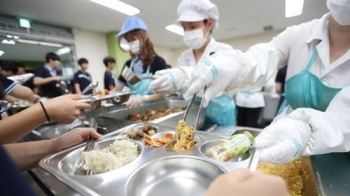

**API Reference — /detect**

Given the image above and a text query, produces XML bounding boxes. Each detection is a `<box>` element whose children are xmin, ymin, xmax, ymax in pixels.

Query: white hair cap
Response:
<box><xmin>177</xmin><ymin>0</ymin><xmax>219</xmax><ymax>28</ymax></box>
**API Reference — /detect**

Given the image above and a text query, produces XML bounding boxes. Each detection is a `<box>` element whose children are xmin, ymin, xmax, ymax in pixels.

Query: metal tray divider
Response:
<box><xmin>39</xmin><ymin>124</ymin><xmax>260</xmax><ymax>196</ymax></box>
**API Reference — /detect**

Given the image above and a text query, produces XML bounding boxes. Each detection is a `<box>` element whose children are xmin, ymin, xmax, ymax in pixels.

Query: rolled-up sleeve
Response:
<box><xmin>0</xmin><ymin>74</ymin><xmax>18</xmax><ymax>95</ymax></box>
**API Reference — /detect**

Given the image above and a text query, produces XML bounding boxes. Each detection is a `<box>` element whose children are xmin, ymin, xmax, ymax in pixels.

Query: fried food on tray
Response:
<box><xmin>258</xmin><ymin>158</ymin><xmax>303</xmax><ymax>196</ymax></box>
<box><xmin>173</xmin><ymin>120</ymin><xmax>197</xmax><ymax>152</ymax></box>
<box><xmin>124</xmin><ymin>124</ymin><xmax>156</xmax><ymax>140</ymax></box>
<box><xmin>126</xmin><ymin>107</ymin><xmax>184</xmax><ymax>121</ymax></box>
<box><xmin>93</xmin><ymin>89</ymin><xmax>107</xmax><ymax>96</ymax></box>
<box><xmin>144</xmin><ymin>132</ymin><xmax>175</xmax><ymax>147</ymax></box>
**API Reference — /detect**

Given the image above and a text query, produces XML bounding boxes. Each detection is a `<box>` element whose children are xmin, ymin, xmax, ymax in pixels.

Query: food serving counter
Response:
<box><xmin>21</xmin><ymin>98</ymin><xmax>350</xmax><ymax>196</ymax></box>
<box><xmin>25</xmin><ymin>124</ymin><xmax>350</xmax><ymax>196</ymax></box>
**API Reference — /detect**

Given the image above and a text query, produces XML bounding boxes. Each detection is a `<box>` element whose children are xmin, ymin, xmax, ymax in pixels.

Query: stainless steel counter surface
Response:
<box><xmin>311</xmin><ymin>153</ymin><xmax>350</xmax><ymax>196</ymax></box>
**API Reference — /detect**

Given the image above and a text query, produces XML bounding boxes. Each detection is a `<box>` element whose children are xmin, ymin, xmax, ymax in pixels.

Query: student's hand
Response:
<box><xmin>52</xmin><ymin>76</ymin><xmax>61</xmax><ymax>82</ymax></box>
<box><xmin>43</xmin><ymin>94</ymin><xmax>92</xmax><ymax>123</ymax></box>
<box><xmin>206</xmin><ymin>169</ymin><xmax>289</xmax><ymax>196</ymax></box>
<box><xmin>29</xmin><ymin>94</ymin><xmax>40</xmax><ymax>104</ymax></box>
<box><xmin>123</xmin><ymin>96</ymin><xmax>145</xmax><ymax>108</ymax></box>
<box><xmin>52</xmin><ymin>127</ymin><xmax>101</xmax><ymax>151</ymax></box>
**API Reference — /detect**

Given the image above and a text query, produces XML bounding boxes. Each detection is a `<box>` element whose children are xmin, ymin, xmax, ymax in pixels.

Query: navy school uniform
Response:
<box><xmin>0</xmin><ymin>73</ymin><xmax>19</xmax><ymax>120</ymax></box>
<box><xmin>0</xmin><ymin>142</ymin><xmax>36</xmax><ymax>196</ymax></box>
<box><xmin>35</xmin><ymin>65</ymin><xmax>63</xmax><ymax>98</ymax></box>
<box><xmin>104</xmin><ymin>71</ymin><xmax>116</xmax><ymax>90</ymax></box>
<box><xmin>0</xmin><ymin>73</ymin><xmax>19</xmax><ymax>95</ymax></box>
<box><xmin>73</xmin><ymin>70</ymin><xmax>92</xmax><ymax>94</ymax></box>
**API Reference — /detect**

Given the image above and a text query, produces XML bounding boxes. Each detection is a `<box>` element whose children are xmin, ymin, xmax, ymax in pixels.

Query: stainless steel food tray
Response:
<box><xmin>100</xmin><ymin>99</ymin><xmax>206</xmax><ymax>130</ymax></box>
<box><xmin>39</xmin><ymin>123</ymin><xmax>259</xmax><ymax>196</ymax></box>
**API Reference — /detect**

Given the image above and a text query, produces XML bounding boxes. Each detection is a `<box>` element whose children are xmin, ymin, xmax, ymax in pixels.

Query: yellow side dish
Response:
<box><xmin>173</xmin><ymin>120</ymin><xmax>197</xmax><ymax>152</ymax></box>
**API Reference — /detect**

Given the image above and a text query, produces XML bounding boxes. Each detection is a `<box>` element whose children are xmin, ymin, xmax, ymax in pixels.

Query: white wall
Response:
<box><xmin>154</xmin><ymin>45</ymin><xmax>178</xmax><ymax>68</ymax></box>
<box><xmin>72</xmin><ymin>28</ymin><xmax>109</xmax><ymax>88</ymax></box>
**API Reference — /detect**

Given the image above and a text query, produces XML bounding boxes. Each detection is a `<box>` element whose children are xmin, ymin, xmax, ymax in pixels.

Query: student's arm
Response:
<box><xmin>33</xmin><ymin>68</ymin><xmax>60</xmax><ymax>86</ymax></box>
<box><xmin>33</xmin><ymin>77</ymin><xmax>59</xmax><ymax>86</ymax></box>
<box><xmin>114</xmin><ymin>82</ymin><xmax>124</xmax><ymax>91</ymax></box>
<box><xmin>9</xmin><ymin>85</ymin><xmax>38</xmax><ymax>102</ymax></box>
<box><xmin>275</xmin><ymin>68</ymin><xmax>284</xmax><ymax>94</ymax></box>
<box><xmin>0</xmin><ymin>94</ymin><xmax>92</xmax><ymax>144</ymax></box>
<box><xmin>72</xmin><ymin>73</ymin><xmax>81</xmax><ymax>94</ymax></box>
<box><xmin>109</xmin><ymin>84</ymin><xmax>115</xmax><ymax>91</ymax></box>
<box><xmin>275</xmin><ymin>83</ymin><xmax>282</xmax><ymax>94</ymax></box>
<box><xmin>4</xmin><ymin>128</ymin><xmax>101</xmax><ymax>171</ymax></box>
<box><xmin>74</xmin><ymin>83</ymin><xmax>81</xmax><ymax>94</ymax></box>
<box><xmin>104</xmin><ymin>72</ymin><xmax>116</xmax><ymax>90</ymax></box>
<box><xmin>5</xmin><ymin>95</ymin><xmax>18</xmax><ymax>103</ymax></box>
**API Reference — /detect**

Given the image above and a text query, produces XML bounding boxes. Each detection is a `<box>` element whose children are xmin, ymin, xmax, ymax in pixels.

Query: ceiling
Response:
<box><xmin>0</xmin><ymin>0</ymin><xmax>329</xmax><ymax>49</ymax></box>
<box><xmin>0</xmin><ymin>42</ymin><xmax>71</xmax><ymax>62</ymax></box>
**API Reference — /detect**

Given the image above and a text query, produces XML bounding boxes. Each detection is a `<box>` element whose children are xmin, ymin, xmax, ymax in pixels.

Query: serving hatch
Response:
<box><xmin>39</xmin><ymin>124</ymin><xmax>260</xmax><ymax>196</ymax></box>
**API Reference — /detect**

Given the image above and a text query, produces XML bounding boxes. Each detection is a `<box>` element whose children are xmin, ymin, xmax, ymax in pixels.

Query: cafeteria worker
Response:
<box><xmin>114</xmin><ymin>17</ymin><xmax>167</xmax><ymax>108</ymax></box>
<box><xmin>184</xmin><ymin>0</ymin><xmax>350</xmax><ymax>164</ymax></box>
<box><xmin>150</xmin><ymin>0</ymin><xmax>236</xmax><ymax>126</ymax></box>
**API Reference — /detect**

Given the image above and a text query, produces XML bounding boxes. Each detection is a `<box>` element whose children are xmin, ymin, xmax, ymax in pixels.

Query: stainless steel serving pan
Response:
<box><xmin>39</xmin><ymin>124</ymin><xmax>260</xmax><ymax>196</ymax></box>
<box><xmin>100</xmin><ymin>99</ymin><xmax>206</xmax><ymax>130</ymax></box>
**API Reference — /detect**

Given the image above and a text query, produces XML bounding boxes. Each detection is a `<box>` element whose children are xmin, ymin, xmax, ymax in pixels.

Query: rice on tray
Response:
<box><xmin>79</xmin><ymin>139</ymin><xmax>139</xmax><ymax>175</ymax></box>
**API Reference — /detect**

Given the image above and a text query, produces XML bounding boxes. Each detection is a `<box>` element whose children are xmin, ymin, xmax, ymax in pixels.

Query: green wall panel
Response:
<box><xmin>105</xmin><ymin>31</ymin><xmax>130</xmax><ymax>78</ymax></box>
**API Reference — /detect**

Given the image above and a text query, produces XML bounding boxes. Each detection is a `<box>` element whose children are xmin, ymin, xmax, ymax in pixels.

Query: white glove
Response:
<box><xmin>255</xmin><ymin>118</ymin><xmax>311</xmax><ymax>164</ymax></box>
<box><xmin>150</xmin><ymin>68</ymin><xmax>186</xmax><ymax>94</ymax></box>
<box><xmin>183</xmin><ymin>51</ymin><xmax>243</xmax><ymax>107</ymax></box>
<box><xmin>183</xmin><ymin>44</ymin><xmax>279</xmax><ymax>107</ymax></box>
<box><xmin>123</xmin><ymin>96</ymin><xmax>145</xmax><ymax>108</ymax></box>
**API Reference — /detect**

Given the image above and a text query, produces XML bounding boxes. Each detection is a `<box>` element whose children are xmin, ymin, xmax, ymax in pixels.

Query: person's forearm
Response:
<box><xmin>275</xmin><ymin>84</ymin><xmax>282</xmax><ymax>93</ymax></box>
<box><xmin>114</xmin><ymin>83</ymin><xmax>124</xmax><ymax>91</ymax></box>
<box><xmin>0</xmin><ymin>104</ymin><xmax>46</xmax><ymax>143</ymax></box>
<box><xmin>143</xmin><ymin>93</ymin><xmax>165</xmax><ymax>103</ymax></box>
<box><xmin>74</xmin><ymin>84</ymin><xmax>81</xmax><ymax>94</ymax></box>
<box><xmin>34</xmin><ymin>77</ymin><xmax>53</xmax><ymax>86</ymax></box>
<box><xmin>5</xmin><ymin>95</ymin><xmax>18</xmax><ymax>103</ymax></box>
<box><xmin>9</xmin><ymin>85</ymin><xmax>34</xmax><ymax>101</ymax></box>
<box><xmin>4</xmin><ymin>139</ymin><xmax>57</xmax><ymax>171</ymax></box>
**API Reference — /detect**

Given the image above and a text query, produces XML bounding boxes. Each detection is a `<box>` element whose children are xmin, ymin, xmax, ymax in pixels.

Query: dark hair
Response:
<box><xmin>2</xmin><ymin>63</ymin><xmax>18</xmax><ymax>75</ymax></box>
<box><xmin>45</xmin><ymin>52</ymin><xmax>60</xmax><ymax>63</ymax></box>
<box><xmin>0</xmin><ymin>82</ymin><xmax>4</xmax><ymax>100</ymax></box>
<box><xmin>78</xmin><ymin>58</ymin><xmax>89</xmax><ymax>66</ymax></box>
<box><xmin>15</xmin><ymin>62</ymin><xmax>25</xmax><ymax>68</ymax></box>
<box><xmin>203</xmin><ymin>19</ymin><xmax>213</xmax><ymax>33</ymax></box>
<box><xmin>166</xmin><ymin>64</ymin><xmax>172</xmax><ymax>69</ymax></box>
<box><xmin>120</xmin><ymin>30</ymin><xmax>156</xmax><ymax>70</ymax></box>
<box><xmin>103</xmin><ymin>56</ymin><xmax>116</xmax><ymax>67</ymax></box>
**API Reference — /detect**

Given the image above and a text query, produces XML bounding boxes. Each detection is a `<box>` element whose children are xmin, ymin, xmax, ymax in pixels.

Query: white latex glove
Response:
<box><xmin>255</xmin><ymin>118</ymin><xmax>311</xmax><ymax>164</ymax></box>
<box><xmin>150</xmin><ymin>68</ymin><xmax>186</xmax><ymax>94</ymax></box>
<box><xmin>183</xmin><ymin>44</ymin><xmax>279</xmax><ymax>107</ymax></box>
<box><xmin>123</xmin><ymin>96</ymin><xmax>145</xmax><ymax>108</ymax></box>
<box><xmin>183</xmin><ymin>51</ymin><xmax>242</xmax><ymax>107</ymax></box>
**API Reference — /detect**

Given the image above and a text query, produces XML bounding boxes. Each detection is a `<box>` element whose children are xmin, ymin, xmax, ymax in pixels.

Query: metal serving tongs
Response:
<box><xmin>180</xmin><ymin>85</ymin><xmax>208</xmax><ymax>141</ymax></box>
<box><xmin>83</xmin><ymin>118</ymin><xmax>98</xmax><ymax>175</ymax></box>
<box><xmin>81</xmin><ymin>81</ymin><xmax>99</xmax><ymax>95</ymax></box>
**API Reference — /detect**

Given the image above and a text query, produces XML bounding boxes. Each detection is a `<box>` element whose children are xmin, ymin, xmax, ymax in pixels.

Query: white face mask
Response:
<box><xmin>327</xmin><ymin>0</ymin><xmax>350</xmax><ymax>26</ymax></box>
<box><xmin>128</xmin><ymin>39</ymin><xmax>141</xmax><ymax>54</ymax></box>
<box><xmin>183</xmin><ymin>28</ymin><xmax>208</xmax><ymax>49</ymax></box>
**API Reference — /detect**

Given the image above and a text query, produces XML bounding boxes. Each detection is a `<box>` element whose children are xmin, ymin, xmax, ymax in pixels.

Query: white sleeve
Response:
<box><xmin>223</xmin><ymin>25</ymin><xmax>300</xmax><ymax>92</ymax></box>
<box><xmin>287</xmin><ymin>86</ymin><xmax>350</xmax><ymax>155</ymax></box>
